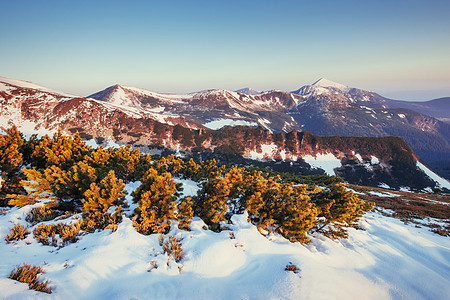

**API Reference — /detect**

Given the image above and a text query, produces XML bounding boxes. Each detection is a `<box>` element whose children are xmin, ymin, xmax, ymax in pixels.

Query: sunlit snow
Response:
<box><xmin>1</xmin><ymin>205</ymin><xmax>449</xmax><ymax>299</ymax></box>
<box><xmin>0</xmin><ymin>76</ymin><xmax>77</xmax><ymax>98</ymax></box>
<box><xmin>203</xmin><ymin>119</ymin><xmax>257</xmax><ymax>130</ymax></box>
<box><xmin>302</xmin><ymin>153</ymin><xmax>342</xmax><ymax>176</ymax></box>
<box><xmin>417</xmin><ymin>161</ymin><xmax>450</xmax><ymax>190</ymax></box>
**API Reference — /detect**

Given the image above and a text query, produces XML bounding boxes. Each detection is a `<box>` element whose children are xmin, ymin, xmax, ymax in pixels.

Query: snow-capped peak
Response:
<box><xmin>291</xmin><ymin>78</ymin><xmax>350</xmax><ymax>97</ymax></box>
<box><xmin>235</xmin><ymin>87</ymin><xmax>262</xmax><ymax>95</ymax></box>
<box><xmin>312</xmin><ymin>78</ymin><xmax>348</xmax><ymax>91</ymax></box>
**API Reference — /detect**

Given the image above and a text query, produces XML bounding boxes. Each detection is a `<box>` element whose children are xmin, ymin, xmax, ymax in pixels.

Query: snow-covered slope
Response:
<box><xmin>0</xmin><ymin>78</ymin><xmax>203</xmax><ymax>138</ymax></box>
<box><xmin>312</xmin><ymin>78</ymin><xmax>349</xmax><ymax>90</ymax></box>
<box><xmin>0</xmin><ymin>77</ymin><xmax>73</xmax><ymax>135</ymax></box>
<box><xmin>1</xmin><ymin>191</ymin><xmax>449</xmax><ymax>299</ymax></box>
<box><xmin>417</xmin><ymin>161</ymin><xmax>450</xmax><ymax>190</ymax></box>
<box><xmin>291</xmin><ymin>78</ymin><xmax>350</xmax><ymax>98</ymax></box>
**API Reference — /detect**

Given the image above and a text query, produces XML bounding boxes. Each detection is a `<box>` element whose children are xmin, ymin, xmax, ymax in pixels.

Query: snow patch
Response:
<box><xmin>203</xmin><ymin>119</ymin><xmax>257</xmax><ymax>130</ymax></box>
<box><xmin>246</xmin><ymin>143</ymin><xmax>278</xmax><ymax>161</ymax></box>
<box><xmin>302</xmin><ymin>153</ymin><xmax>342</xmax><ymax>176</ymax></box>
<box><xmin>378</xmin><ymin>183</ymin><xmax>390</xmax><ymax>189</ymax></box>
<box><xmin>417</xmin><ymin>161</ymin><xmax>450</xmax><ymax>190</ymax></box>
<box><xmin>368</xmin><ymin>191</ymin><xmax>400</xmax><ymax>197</ymax></box>
<box><xmin>371</xmin><ymin>156</ymin><xmax>380</xmax><ymax>165</ymax></box>
<box><xmin>173</xmin><ymin>178</ymin><xmax>200</xmax><ymax>198</ymax></box>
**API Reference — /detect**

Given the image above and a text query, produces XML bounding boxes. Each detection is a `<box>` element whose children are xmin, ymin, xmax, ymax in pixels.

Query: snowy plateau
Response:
<box><xmin>1</xmin><ymin>179</ymin><xmax>449</xmax><ymax>300</ymax></box>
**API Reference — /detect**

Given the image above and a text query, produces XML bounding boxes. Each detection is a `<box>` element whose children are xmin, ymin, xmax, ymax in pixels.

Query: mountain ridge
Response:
<box><xmin>1</xmin><ymin>75</ymin><xmax>449</xmax><ymax>189</ymax></box>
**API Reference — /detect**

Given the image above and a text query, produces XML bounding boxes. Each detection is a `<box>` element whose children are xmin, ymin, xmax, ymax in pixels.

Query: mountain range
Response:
<box><xmin>1</xmin><ymin>75</ymin><xmax>449</xmax><ymax>191</ymax></box>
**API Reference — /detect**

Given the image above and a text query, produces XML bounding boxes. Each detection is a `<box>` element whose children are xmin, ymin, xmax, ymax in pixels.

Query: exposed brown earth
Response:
<box><xmin>351</xmin><ymin>185</ymin><xmax>450</xmax><ymax>235</ymax></box>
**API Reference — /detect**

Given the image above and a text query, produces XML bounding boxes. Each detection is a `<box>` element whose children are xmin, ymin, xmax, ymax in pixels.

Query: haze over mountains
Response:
<box><xmin>1</xmin><ymin>75</ymin><xmax>449</xmax><ymax>190</ymax></box>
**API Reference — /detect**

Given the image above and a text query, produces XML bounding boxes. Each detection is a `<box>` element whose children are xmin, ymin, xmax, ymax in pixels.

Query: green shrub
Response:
<box><xmin>194</xmin><ymin>166</ymin><xmax>244</xmax><ymax>231</ymax></box>
<box><xmin>311</xmin><ymin>183</ymin><xmax>374</xmax><ymax>238</ymax></box>
<box><xmin>176</xmin><ymin>197</ymin><xmax>194</xmax><ymax>230</ymax></box>
<box><xmin>9</xmin><ymin>263</ymin><xmax>52</xmax><ymax>293</ymax></box>
<box><xmin>5</xmin><ymin>223</ymin><xmax>29</xmax><ymax>243</ymax></box>
<box><xmin>0</xmin><ymin>125</ymin><xmax>24</xmax><ymax>174</ymax></box>
<box><xmin>133</xmin><ymin>168</ymin><xmax>178</xmax><ymax>235</ymax></box>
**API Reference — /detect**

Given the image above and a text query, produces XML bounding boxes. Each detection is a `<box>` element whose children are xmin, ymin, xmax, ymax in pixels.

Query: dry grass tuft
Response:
<box><xmin>285</xmin><ymin>263</ymin><xmax>300</xmax><ymax>274</ymax></box>
<box><xmin>162</xmin><ymin>236</ymin><xmax>184</xmax><ymax>263</ymax></box>
<box><xmin>5</xmin><ymin>223</ymin><xmax>29</xmax><ymax>243</ymax></box>
<box><xmin>9</xmin><ymin>263</ymin><xmax>52</xmax><ymax>293</ymax></box>
<box><xmin>33</xmin><ymin>222</ymin><xmax>80</xmax><ymax>246</ymax></box>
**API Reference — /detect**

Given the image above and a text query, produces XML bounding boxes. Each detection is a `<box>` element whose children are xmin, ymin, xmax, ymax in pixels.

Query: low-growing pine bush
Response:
<box><xmin>9</xmin><ymin>263</ymin><xmax>52</xmax><ymax>293</ymax></box>
<box><xmin>132</xmin><ymin>169</ymin><xmax>178</xmax><ymax>235</ymax></box>
<box><xmin>80</xmin><ymin>211</ymin><xmax>121</xmax><ymax>233</ymax></box>
<box><xmin>26</xmin><ymin>206</ymin><xmax>59</xmax><ymax>225</ymax></box>
<box><xmin>176</xmin><ymin>196</ymin><xmax>194</xmax><ymax>230</ymax></box>
<box><xmin>5</xmin><ymin>223</ymin><xmax>29</xmax><ymax>243</ymax></box>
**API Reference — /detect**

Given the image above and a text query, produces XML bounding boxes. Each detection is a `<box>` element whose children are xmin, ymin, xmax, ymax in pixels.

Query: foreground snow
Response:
<box><xmin>0</xmin><ymin>206</ymin><xmax>449</xmax><ymax>300</ymax></box>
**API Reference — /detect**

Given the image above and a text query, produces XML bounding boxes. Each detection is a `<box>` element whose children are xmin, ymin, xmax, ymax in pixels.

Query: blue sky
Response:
<box><xmin>1</xmin><ymin>0</ymin><xmax>449</xmax><ymax>100</ymax></box>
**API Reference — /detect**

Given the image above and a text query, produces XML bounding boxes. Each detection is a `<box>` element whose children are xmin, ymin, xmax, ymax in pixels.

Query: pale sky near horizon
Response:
<box><xmin>1</xmin><ymin>0</ymin><xmax>449</xmax><ymax>100</ymax></box>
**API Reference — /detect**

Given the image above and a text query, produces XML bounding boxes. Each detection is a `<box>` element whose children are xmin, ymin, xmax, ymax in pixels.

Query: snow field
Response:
<box><xmin>1</xmin><ymin>196</ymin><xmax>450</xmax><ymax>299</ymax></box>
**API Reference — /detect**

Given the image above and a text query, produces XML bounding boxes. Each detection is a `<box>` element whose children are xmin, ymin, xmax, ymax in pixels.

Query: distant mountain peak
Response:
<box><xmin>291</xmin><ymin>78</ymin><xmax>349</xmax><ymax>97</ymax></box>
<box><xmin>235</xmin><ymin>87</ymin><xmax>261</xmax><ymax>95</ymax></box>
<box><xmin>312</xmin><ymin>78</ymin><xmax>348</xmax><ymax>91</ymax></box>
<box><xmin>112</xmin><ymin>84</ymin><xmax>123</xmax><ymax>89</ymax></box>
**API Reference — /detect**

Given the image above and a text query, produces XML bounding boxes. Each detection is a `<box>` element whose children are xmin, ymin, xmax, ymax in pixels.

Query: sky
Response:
<box><xmin>1</xmin><ymin>0</ymin><xmax>449</xmax><ymax>100</ymax></box>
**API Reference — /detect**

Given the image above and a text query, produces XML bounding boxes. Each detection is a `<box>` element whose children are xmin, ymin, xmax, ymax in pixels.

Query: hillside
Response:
<box><xmin>385</xmin><ymin>97</ymin><xmax>450</xmax><ymax>123</ymax></box>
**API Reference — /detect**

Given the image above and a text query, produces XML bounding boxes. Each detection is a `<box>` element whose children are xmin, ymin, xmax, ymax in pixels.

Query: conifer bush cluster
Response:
<box><xmin>1</xmin><ymin>127</ymin><xmax>373</xmax><ymax>245</ymax></box>
<box><xmin>9</xmin><ymin>264</ymin><xmax>52</xmax><ymax>293</ymax></box>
